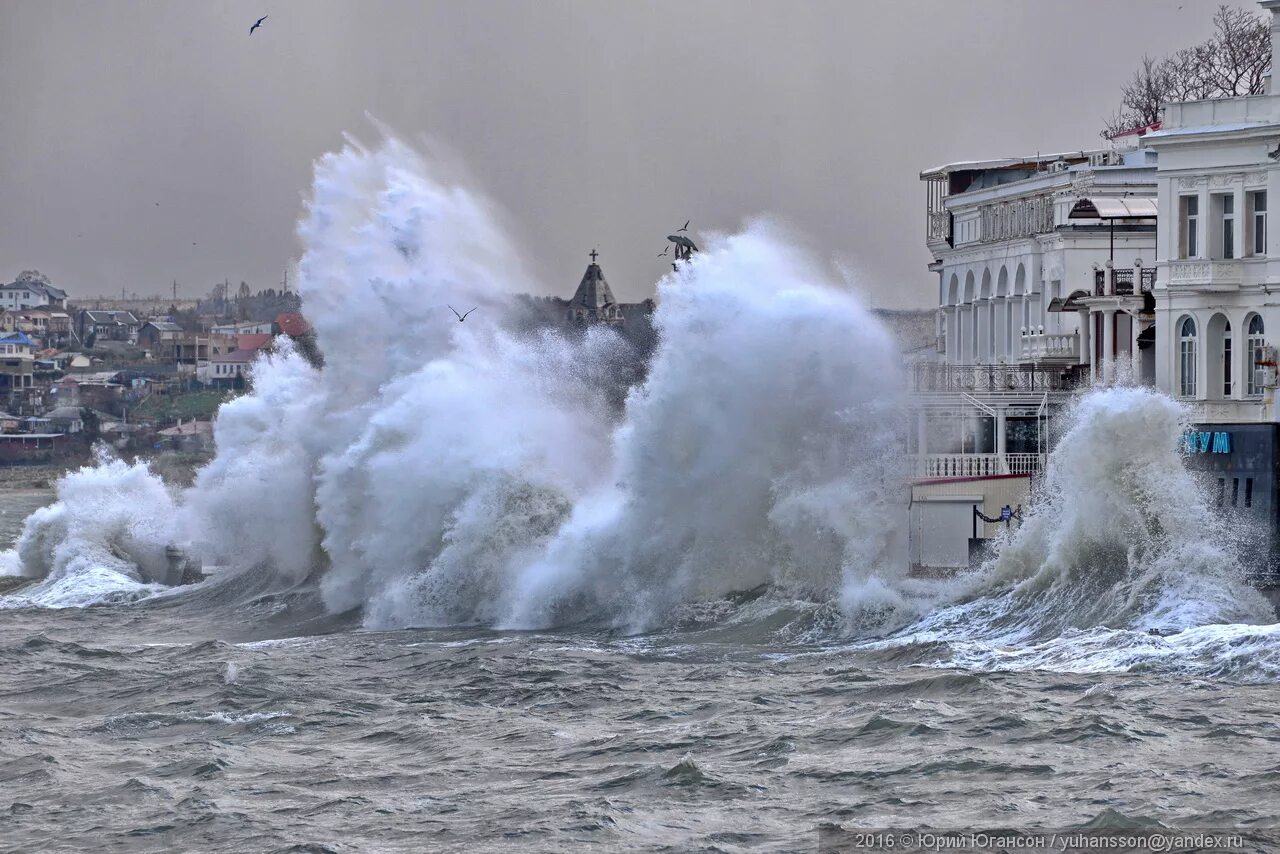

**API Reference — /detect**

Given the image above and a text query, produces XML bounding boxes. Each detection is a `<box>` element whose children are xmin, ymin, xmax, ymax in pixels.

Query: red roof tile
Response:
<box><xmin>274</xmin><ymin>313</ymin><xmax>310</xmax><ymax>337</ymax></box>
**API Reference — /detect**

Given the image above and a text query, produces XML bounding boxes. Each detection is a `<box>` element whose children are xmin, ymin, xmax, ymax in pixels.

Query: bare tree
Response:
<box><xmin>1103</xmin><ymin>5</ymin><xmax>1270</xmax><ymax>139</ymax></box>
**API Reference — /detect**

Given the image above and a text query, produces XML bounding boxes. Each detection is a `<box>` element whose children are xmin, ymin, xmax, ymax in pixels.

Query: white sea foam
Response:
<box><xmin>874</xmin><ymin>386</ymin><xmax>1280</xmax><ymax>679</ymax></box>
<box><xmin>3</xmin><ymin>134</ymin><xmax>1277</xmax><ymax>683</ymax></box>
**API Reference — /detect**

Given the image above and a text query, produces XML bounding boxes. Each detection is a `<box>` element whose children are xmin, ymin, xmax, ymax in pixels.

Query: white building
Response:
<box><xmin>912</xmin><ymin>147</ymin><xmax>1159</xmax><ymax>572</ymax></box>
<box><xmin>0</xmin><ymin>277</ymin><xmax>68</xmax><ymax>311</ymax></box>
<box><xmin>917</xmin><ymin>150</ymin><xmax>1157</xmax><ymax>465</ymax></box>
<box><xmin>1138</xmin><ymin>0</ymin><xmax>1280</xmax><ymax>567</ymax></box>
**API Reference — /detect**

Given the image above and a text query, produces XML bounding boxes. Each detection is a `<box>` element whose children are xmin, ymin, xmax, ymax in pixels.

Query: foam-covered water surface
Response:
<box><xmin>3</xmin><ymin>608</ymin><xmax>1280</xmax><ymax>853</ymax></box>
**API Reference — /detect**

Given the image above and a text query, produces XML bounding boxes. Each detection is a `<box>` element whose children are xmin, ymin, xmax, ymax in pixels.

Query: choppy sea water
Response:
<box><xmin>3</xmin><ymin>586</ymin><xmax>1279</xmax><ymax>851</ymax></box>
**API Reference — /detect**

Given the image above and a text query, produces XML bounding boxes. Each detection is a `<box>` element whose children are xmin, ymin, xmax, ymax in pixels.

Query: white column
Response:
<box><xmin>916</xmin><ymin>409</ymin><xmax>928</xmax><ymax>456</ymax></box>
<box><xmin>1079</xmin><ymin>308</ymin><xmax>1091</xmax><ymax>367</ymax></box>
<box><xmin>1102</xmin><ymin>309</ymin><xmax>1115</xmax><ymax>384</ymax></box>
<box><xmin>1130</xmin><ymin>312</ymin><xmax>1141</xmax><ymax>380</ymax></box>
<box><xmin>996</xmin><ymin>407</ymin><xmax>1007</xmax><ymax>458</ymax></box>
<box><xmin>1234</xmin><ymin>188</ymin><xmax>1246</xmax><ymax>260</ymax></box>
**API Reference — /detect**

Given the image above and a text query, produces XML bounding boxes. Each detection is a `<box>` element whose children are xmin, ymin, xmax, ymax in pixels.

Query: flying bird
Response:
<box><xmin>657</xmin><ymin>247</ymin><xmax>669</xmax><ymax>258</ymax></box>
<box><xmin>678</xmin><ymin>220</ymin><xmax>689</xmax><ymax>232</ymax></box>
<box><xmin>449</xmin><ymin>305</ymin><xmax>477</xmax><ymax>322</ymax></box>
<box><xmin>250</xmin><ymin>15</ymin><xmax>267</xmax><ymax>34</ymax></box>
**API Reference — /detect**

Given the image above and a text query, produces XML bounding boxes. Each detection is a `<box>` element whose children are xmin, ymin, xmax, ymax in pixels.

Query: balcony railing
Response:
<box><xmin>1020</xmin><ymin>332</ymin><xmax>1080</xmax><ymax>362</ymax></box>
<box><xmin>912</xmin><ymin>363</ymin><xmax>1083</xmax><ymax>393</ymax></box>
<box><xmin>1094</xmin><ymin>267</ymin><xmax>1155</xmax><ymax>296</ymax></box>
<box><xmin>1167</xmin><ymin>260</ymin><xmax>1241</xmax><ymax>287</ymax></box>
<box><xmin>914</xmin><ymin>453</ymin><xmax>1045</xmax><ymax>479</ymax></box>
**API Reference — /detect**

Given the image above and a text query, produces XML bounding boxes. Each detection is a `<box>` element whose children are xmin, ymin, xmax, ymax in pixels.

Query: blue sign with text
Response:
<box><xmin>1183</xmin><ymin>431</ymin><xmax>1231</xmax><ymax>455</ymax></box>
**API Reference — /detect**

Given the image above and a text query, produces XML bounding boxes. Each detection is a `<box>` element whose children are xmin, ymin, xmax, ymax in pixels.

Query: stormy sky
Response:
<box><xmin>0</xmin><ymin>0</ymin><xmax>1239</xmax><ymax>307</ymax></box>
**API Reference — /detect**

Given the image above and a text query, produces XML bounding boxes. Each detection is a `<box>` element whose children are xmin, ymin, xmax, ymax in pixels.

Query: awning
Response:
<box><xmin>1048</xmin><ymin>290</ymin><xmax>1091</xmax><ymax>312</ymax></box>
<box><xmin>1069</xmin><ymin>197</ymin><xmax>1158</xmax><ymax>220</ymax></box>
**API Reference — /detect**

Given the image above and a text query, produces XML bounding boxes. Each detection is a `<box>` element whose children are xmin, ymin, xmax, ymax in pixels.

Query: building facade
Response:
<box><xmin>913</xmin><ymin>147</ymin><xmax>1160</xmax><ymax>571</ymax></box>
<box><xmin>1141</xmin><ymin>0</ymin><xmax>1280</xmax><ymax>574</ymax></box>
<box><xmin>917</xmin><ymin>150</ymin><xmax>1157</xmax><ymax>465</ymax></box>
<box><xmin>0</xmin><ymin>275</ymin><xmax>67</xmax><ymax>311</ymax></box>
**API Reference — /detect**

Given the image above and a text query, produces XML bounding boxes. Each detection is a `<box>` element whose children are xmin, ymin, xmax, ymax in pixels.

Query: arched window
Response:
<box><xmin>1247</xmin><ymin>314</ymin><xmax>1266</xmax><ymax>396</ymax></box>
<box><xmin>1179</xmin><ymin>316</ymin><xmax>1198</xmax><ymax>398</ymax></box>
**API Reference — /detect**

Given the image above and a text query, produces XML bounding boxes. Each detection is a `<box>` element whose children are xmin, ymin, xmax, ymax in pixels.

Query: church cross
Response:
<box><xmin>590</xmin><ymin>249</ymin><xmax>598</xmax><ymax>263</ymax></box>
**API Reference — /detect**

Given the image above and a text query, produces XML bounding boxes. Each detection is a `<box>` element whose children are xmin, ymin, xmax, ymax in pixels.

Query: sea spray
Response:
<box><xmin>495</xmin><ymin>228</ymin><xmax>911</xmax><ymax>632</ymax></box>
<box><xmin>893</xmin><ymin>386</ymin><xmax>1274</xmax><ymax>661</ymax></box>
<box><xmin>179</xmin><ymin>338</ymin><xmax>327</xmax><ymax>582</ymax></box>
<box><xmin>1</xmin><ymin>136</ymin><xmax>916</xmax><ymax>631</ymax></box>
<box><xmin>4</xmin><ymin>449</ymin><xmax>176</xmax><ymax>607</ymax></box>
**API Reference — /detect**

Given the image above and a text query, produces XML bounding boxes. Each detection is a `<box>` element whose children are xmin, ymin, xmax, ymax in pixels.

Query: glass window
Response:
<box><xmin>1248</xmin><ymin>314</ymin><xmax>1267</xmax><ymax>396</ymax></box>
<box><xmin>1252</xmin><ymin>191</ymin><xmax>1267</xmax><ymax>255</ymax></box>
<box><xmin>1224</xmin><ymin>320</ymin><xmax>1233</xmax><ymax>397</ymax></box>
<box><xmin>1218</xmin><ymin>194</ymin><xmax>1236</xmax><ymax>259</ymax></box>
<box><xmin>1181</xmin><ymin>196</ymin><xmax>1199</xmax><ymax>258</ymax></box>
<box><xmin>1180</xmin><ymin>316</ymin><xmax>1198</xmax><ymax>397</ymax></box>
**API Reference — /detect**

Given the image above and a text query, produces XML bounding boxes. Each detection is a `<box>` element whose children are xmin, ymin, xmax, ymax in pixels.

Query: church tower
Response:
<box><xmin>567</xmin><ymin>250</ymin><xmax>624</xmax><ymax>324</ymax></box>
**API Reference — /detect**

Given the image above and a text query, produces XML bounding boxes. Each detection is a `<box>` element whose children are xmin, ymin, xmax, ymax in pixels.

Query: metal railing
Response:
<box><xmin>1094</xmin><ymin>267</ymin><xmax>1155</xmax><ymax>296</ymax></box>
<box><xmin>912</xmin><ymin>363</ymin><xmax>1083</xmax><ymax>393</ymax></box>
<box><xmin>914</xmin><ymin>453</ymin><xmax>1045</xmax><ymax>479</ymax></box>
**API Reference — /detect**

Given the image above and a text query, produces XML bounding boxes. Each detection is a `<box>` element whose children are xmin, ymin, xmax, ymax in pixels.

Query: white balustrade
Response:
<box><xmin>913</xmin><ymin>453</ymin><xmax>1045</xmax><ymax>479</ymax></box>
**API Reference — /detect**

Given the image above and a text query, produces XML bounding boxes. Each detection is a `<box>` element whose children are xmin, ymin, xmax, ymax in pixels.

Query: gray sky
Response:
<box><xmin>0</xmin><ymin>0</ymin><xmax>1239</xmax><ymax>307</ymax></box>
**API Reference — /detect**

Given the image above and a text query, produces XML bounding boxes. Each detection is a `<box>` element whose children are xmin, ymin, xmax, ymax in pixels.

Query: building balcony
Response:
<box><xmin>913</xmin><ymin>453</ymin><xmax>1045</xmax><ymax>479</ymax></box>
<box><xmin>1167</xmin><ymin>259</ymin><xmax>1241</xmax><ymax>288</ymax></box>
<box><xmin>1094</xmin><ymin>267</ymin><xmax>1154</xmax><ymax>296</ymax></box>
<box><xmin>911</xmin><ymin>363</ymin><xmax>1083</xmax><ymax>394</ymax></box>
<box><xmin>1019</xmin><ymin>332</ymin><xmax>1080</xmax><ymax>362</ymax></box>
<box><xmin>1185</xmin><ymin>399</ymin><xmax>1271</xmax><ymax>424</ymax></box>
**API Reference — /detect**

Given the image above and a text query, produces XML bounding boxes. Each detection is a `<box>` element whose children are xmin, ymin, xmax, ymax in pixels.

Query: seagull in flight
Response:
<box><xmin>657</xmin><ymin>247</ymin><xmax>669</xmax><ymax>258</ymax></box>
<box><xmin>678</xmin><ymin>220</ymin><xmax>689</xmax><ymax>232</ymax></box>
<box><xmin>250</xmin><ymin>15</ymin><xmax>268</xmax><ymax>34</ymax></box>
<box><xmin>449</xmin><ymin>305</ymin><xmax>477</xmax><ymax>322</ymax></box>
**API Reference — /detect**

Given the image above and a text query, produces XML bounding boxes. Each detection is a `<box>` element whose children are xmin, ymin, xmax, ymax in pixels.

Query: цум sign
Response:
<box><xmin>1183</xmin><ymin>431</ymin><xmax>1231</xmax><ymax>454</ymax></box>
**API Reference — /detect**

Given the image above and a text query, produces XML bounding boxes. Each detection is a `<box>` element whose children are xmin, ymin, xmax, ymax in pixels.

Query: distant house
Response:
<box><xmin>137</xmin><ymin>320</ymin><xmax>183</xmax><ymax>353</ymax></box>
<box><xmin>79</xmin><ymin>309</ymin><xmax>140</xmax><ymax>343</ymax></box>
<box><xmin>0</xmin><ymin>332</ymin><xmax>35</xmax><ymax>393</ymax></box>
<box><xmin>274</xmin><ymin>312</ymin><xmax>310</xmax><ymax>338</ymax></box>
<box><xmin>202</xmin><ymin>348</ymin><xmax>258</xmax><ymax>387</ymax></box>
<box><xmin>138</xmin><ymin>322</ymin><xmax>234</xmax><ymax>366</ymax></box>
<box><xmin>236</xmin><ymin>332</ymin><xmax>274</xmax><ymax>352</ymax></box>
<box><xmin>14</xmin><ymin>308</ymin><xmax>75</xmax><ymax>346</ymax></box>
<box><xmin>211</xmin><ymin>320</ymin><xmax>274</xmax><ymax>336</ymax></box>
<box><xmin>0</xmin><ymin>275</ymin><xmax>68</xmax><ymax>311</ymax></box>
<box><xmin>42</xmin><ymin>406</ymin><xmax>84</xmax><ymax>434</ymax></box>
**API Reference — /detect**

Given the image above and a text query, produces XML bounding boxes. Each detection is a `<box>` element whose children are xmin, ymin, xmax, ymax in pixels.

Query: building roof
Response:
<box><xmin>0</xmin><ymin>332</ymin><xmax>34</xmax><ymax>347</ymax></box>
<box><xmin>82</xmin><ymin>310</ymin><xmax>140</xmax><ymax>325</ymax></box>
<box><xmin>274</xmin><ymin>313</ymin><xmax>310</xmax><ymax>337</ymax></box>
<box><xmin>570</xmin><ymin>261</ymin><xmax>617</xmax><ymax>310</ymax></box>
<box><xmin>1</xmin><ymin>280</ymin><xmax>66</xmax><ymax>299</ymax></box>
<box><xmin>1143</xmin><ymin>121</ymin><xmax>1280</xmax><ymax>140</ymax></box>
<box><xmin>920</xmin><ymin>152</ymin><xmax>1085</xmax><ymax>180</ymax></box>
<box><xmin>1068</xmin><ymin>197</ymin><xmax>1158</xmax><ymax>220</ymax></box>
<box><xmin>211</xmin><ymin>348</ymin><xmax>259</xmax><ymax>363</ymax></box>
<box><xmin>158</xmin><ymin>420</ymin><xmax>213</xmax><ymax>437</ymax></box>
<box><xmin>142</xmin><ymin>320</ymin><xmax>183</xmax><ymax>332</ymax></box>
<box><xmin>236</xmin><ymin>333</ymin><xmax>274</xmax><ymax>351</ymax></box>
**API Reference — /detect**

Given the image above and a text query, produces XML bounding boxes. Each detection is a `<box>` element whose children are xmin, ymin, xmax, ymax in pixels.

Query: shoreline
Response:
<box><xmin>0</xmin><ymin>451</ymin><xmax>213</xmax><ymax>491</ymax></box>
